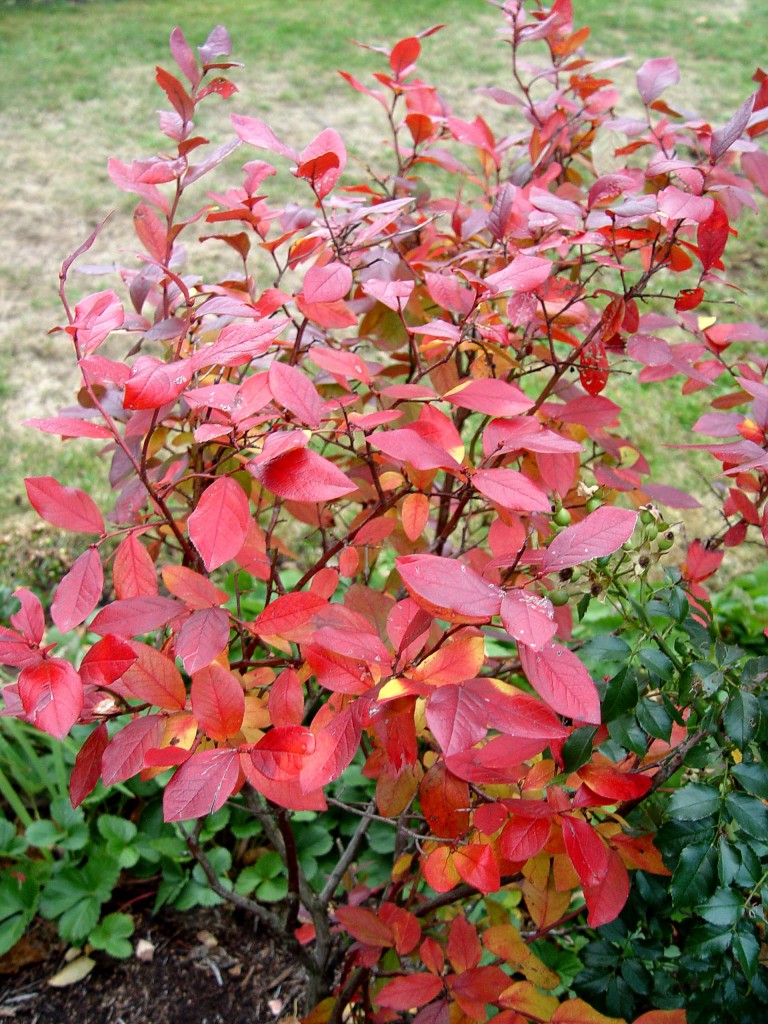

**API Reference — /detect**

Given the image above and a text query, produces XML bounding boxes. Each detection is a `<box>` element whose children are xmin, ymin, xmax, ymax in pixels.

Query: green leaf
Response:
<box><xmin>725</xmin><ymin>792</ymin><xmax>768</xmax><ymax>840</ymax></box>
<box><xmin>25</xmin><ymin>819</ymin><xmax>64</xmax><ymax>849</ymax></box>
<box><xmin>602</xmin><ymin>669</ymin><xmax>639</xmax><ymax>722</ymax></box>
<box><xmin>731</xmin><ymin>761</ymin><xmax>768</xmax><ymax>800</ymax></box>
<box><xmin>97</xmin><ymin>815</ymin><xmax>138</xmax><ymax>845</ymax></box>
<box><xmin>582</xmin><ymin>635</ymin><xmax>631</xmax><ymax>664</ymax></box>
<box><xmin>732</xmin><ymin>925</ymin><xmax>760</xmax><ymax>980</ymax></box>
<box><xmin>724</xmin><ymin>691</ymin><xmax>761</xmax><ymax>750</ymax></box>
<box><xmin>58</xmin><ymin>897</ymin><xmax>101</xmax><ymax>944</ymax></box>
<box><xmin>638</xmin><ymin>648</ymin><xmax>674</xmax><ymax>682</ymax></box>
<box><xmin>561</xmin><ymin>726</ymin><xmax>597</xmax><ymax>773</ymax></box>
<box><xmin>667</xmin><ymin>784</ymin><xmax>721</xmax><ymax>821</ymax></box>
<box><xmin>256</xmin><ymin>876</ymin><xmax>288</xmax><ymax>902</ymax></box>
<box><xmin>718</xmin><ymin>840</ymin><xmax>741</xmax><ymax>886</ymax></box>
<box><xmin>670</xmin><ymin>842</ymin><xmax>717</xmax><ymax>907</ymax></box>
<box><xmin>685</xmin><ymin>923</ymin><xmax>732</xmax><ymax>957</ymax></box>
<box><xmin>697</xmin><ymin>887</ymin><xmax>743</xmax><ymax>927</ymax></box>
<box><xmin>607</xmin><ymin>713</ymin><xmax>647</xmax><ymax>755</ymax></box>
<box><xmin>636</xmin><ymin>697</ymin><xmax>673</xmax><ymax>740</ymax></box>
<box><xmin>620</xmin><ymin>958</ymin><xmax>652</xmax><ymax>995</ymax></box>
<box><xmin>0</xmin><ymin>872</ymin><xmax>39</xmax><ymax>957</ymax></box>
<box><xmin>89</xmin><ymin>912</ymin><xmax>134</xmax><ymax>959</ymax></box>
<box><xmin>295</xmin><ymin>823</ymin><xmax>334</xmax><ymax>858</ymax></box>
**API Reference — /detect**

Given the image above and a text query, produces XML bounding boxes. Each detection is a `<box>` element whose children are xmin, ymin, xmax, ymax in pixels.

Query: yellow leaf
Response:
<box><xmin>48</xmin><ymin>956</ymin><xmax>96</xmax><ymax>988</ymax></box>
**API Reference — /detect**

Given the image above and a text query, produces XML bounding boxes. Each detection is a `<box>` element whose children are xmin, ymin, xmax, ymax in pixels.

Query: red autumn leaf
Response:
<box><xmin>484</xmin><ymin>254</ymin><xmax>551</xmax><ymax>294</ymax></box>
<box><xmin>155</xmin><ymin>66</ymin><xmax>194</xmax><ymax>121</ymax></box>
<box><xmin>501</xmin><ymin>815</ymin><xmax>551</xmax><ymax>861</ymax></box>
<box><xmin>249</xmin><ymin>447</ymin><xmax>357</xmax><ymax>503</ymax></box>
<box><xmin>453</xmin><ymin>843</ymin><xmax>500</xmax><ymax>894</ymax></box>
<box><xmin>11</xmin><ymin>588</ymin><xmax>45</xmax><ymax>645</ymax></box>
<box><xmin>169</xmin><ymin>26</ymin><xmax>200</xmax><ymax>86</ymax></box>
<box><xmin>0</xmin><ymin>628</ymin><xmax>42</xmax><ymax>670</ymax></box>
<box><xmin>636</xmin><ymin>56</ymin><xmax>679</xmax><ymax>105</ymax></box>
<box><xmin>518</xmin><ymin>643</ymin><xmax>600</xmax><ymax>724</ymax></box>
<box><xmin>425</xmin><ymin>685</ymin><xmax>488</xmax><ymax>757</ymax></box>
<box><xmin>500</xmin><ymin>591</ymin><xmax>557</xmax><ymax>651</ymax></box>
<box><xmin>561</xmin><ymin>815</ymin><xmax>612</xmax><ymax>889</ymax></box>
<box><xmin>268</xmin><ymin>360</ymin><xmax>323</xmax><ymax>428</ymax></box>
<box><xmin>175</xmin><ymin>607</ymin><xmax>230</xmax><ymax>673</ymax></box>
<box><xmin>191</xmin><ymin>318</ymin><xmax>289</xmax><ymax>370</ymax></box>
<box><xmin>450</xmin><ymin>966</ymin><xmax>510</xmax><ymax>1018</ymax></box>
<box><xmin>78</xmin><ymin>635</ymin><xmax>138</xmax><ymax>688</ymax></box>
<box><xmin>191</xmin><ymin>663</ymin><xmax>245</xmax><ymax>741</ymax></box>
<box><xmin>113</xmin><ymin>534</ymin><xmax>158</xmax><ymax>599</ymax></box>
<box><xmin>633</xmin><ymin>1012</ymin><xmax>687</xmax><ymax>1024</ymax></box>
<box><xmin>390</xmin><ymin>36</ymin><xmax>421</xmax><ymax>77</ymax></box>
<box><xmin>294</xmin><ymin>128</ymin><xmax>346</xmax><ymax>198</ymax></box>
<box><xmin>577</xmin><ymin>763</ymin><xmax>653</xmax><ymax>801</ymax></box>
<box><xmin>397</xmin><ymin>554</ymin><xmax>502</xmax><ymax>622</ymax></box>
<box><xmin>101</xmin><ymin>715</ymin><xmax>166</xmax><ymax>785</ymax></box>
<box><xmin>268</xmin><ymin>669</ymin><xmax>304</xmax><ymax>726</ymax></box>
<box><xmin>423</xmin><ymin>844</ymin><xmax>462</xmax><ymax>893</ymax></box>
<box><xmin>251</xmin><ymin>592</ymin><xmax>326</xmax><ymax>638</ymax></box>
<box><xmin>697</xmin><ymin>202</ymin><xmax>729</xmax><ymax>272</ymax></box>
<box><xmin>250</xmin><ymin>726</ymin><xmax>316</xmax><ymax>781</ymax></box>
<box><xmin>376</xmin><ymin>974</ymin><xmax>444</xmax><ymax>1012</ymax></box>
<box><xmin>372</xmin><ymin>427</ymin><xmax>463</xmax><ymax>473</ymax></box>
<box><xmin>583</xmin><ymin>847</ymin><xmax>630</xmax><ymax>927</ymax></box>
<box><xmin>444</xmin><ymin>378</ymin><xmax>533</xmax><ymax>416</ymax></box>
<box><xmin>379</xmin><ymin>903</ymin><xmax>422</xmax><ymax>956</ymax></box>
<box><xmin>18</xmin><ymin>659</ymin><xmax>83</xmax><ymax>738</ymax></box>
<box><xmin>121</xmin><ymin>643</ymin><xmax>186</xmax><ymax>710</ymax></box>
<box><xmin>70</xmin><ymin>722</ymin><xmax>108</xmax><ymax>808</ymax></box>
<box><xmin>51</xmin><ymin>547</ymin><xmax>103</xmax><ymax>633</ymax></box>
<box><xmin>24</xmin><ymin>416</ymin><xmax>113</xmax><ymax>440</ymax></box>
<box><xmin>466</xmin><ymin>681</ymin><xmax>569</xmax><ymax>741</ymax></box>
<box><xmin>25</xmin><ymin>477</ymin><xmax>104</xmax><ymax>535</ymax></box>
<box><xmin>335</xmin><ymin>906</ymin><xmax>394</xmax><ymax>948</ymax></box>
<box><xmin>90</xmin><ymin>596</ymin><xmax>181</xmax><ymax>638</ymax></box>
<box><xmin>473</xmin><ymin>468</ymin><xmax>551</xmax><ymax>513</ymax></box>
<box><xmin>123</xmin><ymin>355</ymin><xmax>192</xmax><ymax>410</ymax></box>
<box><xmin>420</xmin><ymin>763</ymin><xmax>471</xmax><ymax>839</ymax></box>
<box><xmin>579</xmin><ymin>339</ymin><xmax>609</xmax><ymax>396</ymax></box>
<box><xmin>302</xmin><ymin>261</ymin><xmax>353</xmax><ymax>303</ymax></box>
<box><xmin>163</xmin><ymin>748</ymin><xmax>240</xmax><ymax>822</ymax></box>
<box><xmin>541</xmin><ymin>507</ymin><xmax>638</xmax><ymax>574</ymax></box>
<box><xmin>188</xmin><ymin>476</ymin><xmax>250</xmax><ymax>571</ymax></box>
<box><xmin>447</xmin><ymin>914</ymin><xmax>482</xmax><ymax>972</ymax></box>
<box><xmin>69</xmin><ymin>289</ymin><xmax>124</xmax><ymax>354</ymax></box>
<box><xmin>162</xmin><ymin>565</ymin><xmax>228</xmax><ymax>609</ymax></box>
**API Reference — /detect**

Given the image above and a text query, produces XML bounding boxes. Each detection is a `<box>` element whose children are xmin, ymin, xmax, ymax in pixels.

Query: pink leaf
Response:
<box><xmin>69</xmin><ymin>290</ymin><xmax>124</xmax><ymax>354</ymax></box>
<box><xmin>175</xmin><ymin>607</ymin><xmax>230</xmax><ymax>674</ymax></box>
<box><xmin>188</xmin><ymin>477</ymin><xmax>250</xmax><ymax>571</ymax></box>
<box><xmin>711</xmin><ymin>95</ymin><xmax>755</xmax><ymax>162</ymax></box>
<box><xmin>372</xmin><ymin>428</ymin><xmax>463</xmax><ymax>472</ymax></box>
<box><xmin>444</xmin><ymin>378</ymin><xmax>533</xmax><ymax>416</ymax></box>
<box><xmin>121</xmin><ymin>642</ymin><xmax>187</xmax><ymax>710</ymax></box>
<box><xmin>51</xmin><ymin>548</ymin><xmax>103</xmax><ymax>633</ymax></box>
<box><xmin>473</xmin><ymin>468</ymin><xmax>550</xmax><ymax>513</ymax></box>
<box><xmin>101</xmin><ymin>715</ymin><xmax>166</xmax><ymax>785</ymax></box>
<box><xmin>231</xmin><ymin>114</ymin><xmax>297</xmax><ymax>159</ymax></box>
<box><xmin>519</xmin><ymin>643</ymin><xmax>600</xmax><ymax>723</ymax></box>
<box><xmin>657</xmin><ymin>186</ymin><xmax>714</xmax><ymax>224</ymax></box>
<box><xmin>303</xmin><ymin>261</ymin><xmax>353</xmax><ymax>304</ymax></box>
<box><xmin>500</xmin><ymin>591</ymin><xmax>557</xmax><ymax>651</ymax></box>
<box><xmin>248</xmin><ymin>448</ymin><xmax>357</xmax><ymax>503</ymax></box>
<box><xmin>10</xmin><ymin>588</ymin><xmax>45</xmax><ymax>645</ymax></box>
<box><xmin>425</xmin><ymin>686</ymin><xmax>488</xmax><ymax>757</ymax></box>
<box><xmin>484</xmin><ymin>255</ymin><xmax>551</xmax><ymax>294</ymax></box>
<box><xmin>24</xmin><ymin>416</ymin><xmax>113</xmax><ymax>440</ymax></box>
<box><xmin>295</xmin><ymin>128</ymin><xmax>346</xmax><ymax>198</ymax></box>
<box><xmin>25</xmin><ymin>477</ymin><xmax>104</xmax><ymax>535</ymax></box>
<box><xmin>113</xmin><ymin>534</ymin><xmax>158</xmax><ymax>599</ymax></box>
<box><xmin>250</xmin><ymin>726</ymin><xmax>316</xmax><ymax>781</ymax></box>
<box><xmin>361</xmin><ymin>278</ymin><xmax>415</xmax><ymax>311</ymax></box>
<box><xmin>90</xmin><ymin>596</ymin><xmax>181</xmax><ymax>638</ymax></box>
<box><xmin>636</xmin><ymin>57</ymin><xmax>680</xmax><ymax>105</ymax></box>
<box><xmin>18</xmin><ymin>659</ymin><xmax>83</xmax><ymax>738</ymax></box>
<box><xmin>268</xmin><ymin>361</ymin><xmax>323</xmax><ymax>428</ymax></box>
<box><xmin>169</xmin><ymin>26</ymin><xmax>200</xmax><ymax>87</ymax></box>
<box><xmin>397</xmin><ymin>554</ymin><xmax>502</xmax><ymax>622</ymax></box>
<box><xmin>191</xmin><ymin>664</ymin><xmax>245</xmax><ymax>741</ymax></box>
<box><xmin>124</xmin><ymin>356</ymin><xmax>192</xmax><ymax>410</ymax></box>
<box><xmin>541</xmin><ymin>507</ymin><xmax>638</xmax><ymax>574</ymax></box>
<box><xmin>163</xmin><ymin>748</ymin><xmax>240</xmax><ymax>821</ymax></box>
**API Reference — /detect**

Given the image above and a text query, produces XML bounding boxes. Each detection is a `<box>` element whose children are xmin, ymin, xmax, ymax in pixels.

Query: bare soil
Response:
<box><xmin>0</xmin><ymin>908</ymin><xmax>307</xmax><ymax>1024</ymax></box>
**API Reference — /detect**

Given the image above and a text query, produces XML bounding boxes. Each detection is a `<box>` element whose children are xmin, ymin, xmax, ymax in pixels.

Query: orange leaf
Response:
<box><xmin>401</xmin><ymin>492</ymin><xmax>430</xmax><ymax>541</ymax></box>
<box><xmin>551</xmin><ymin>998</ymin><xmax>627</xmax><ymax>1024</ymax></box>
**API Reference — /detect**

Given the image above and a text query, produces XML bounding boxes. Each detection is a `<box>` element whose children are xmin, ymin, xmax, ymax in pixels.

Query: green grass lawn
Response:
<box><xmin>0</xmin><ymin>0</ymin><xmax>766</xmax><ymax>589</ymax></box>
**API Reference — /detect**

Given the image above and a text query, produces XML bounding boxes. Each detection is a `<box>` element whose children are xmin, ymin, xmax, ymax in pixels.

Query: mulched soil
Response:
<box><xmin>0</xmin><ymin>908</ymin><xmax>307</xmax><ymax>1024</ymax></box>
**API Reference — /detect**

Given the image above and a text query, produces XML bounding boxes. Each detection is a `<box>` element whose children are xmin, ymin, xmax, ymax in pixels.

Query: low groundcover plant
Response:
<box><xmin>2</xmin><ymin>1</ymin><xmax>768</xmax><ymax>1021</ymax></box>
